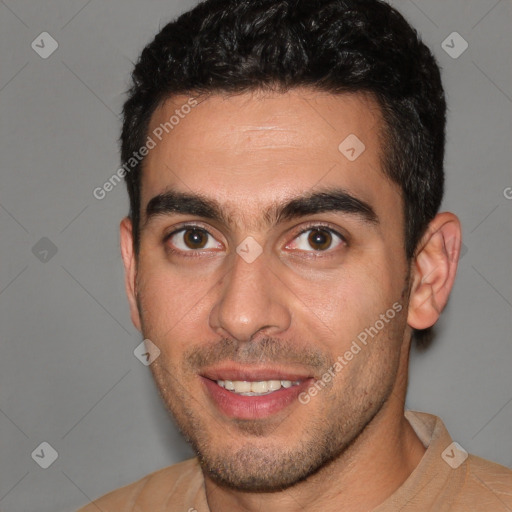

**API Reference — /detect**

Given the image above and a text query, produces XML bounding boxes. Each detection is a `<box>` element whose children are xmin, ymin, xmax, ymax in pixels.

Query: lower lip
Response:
<box><xmin>201</xmin><ymin>377</ymin><xmax>312</xmax><ymax>420</ymax></box>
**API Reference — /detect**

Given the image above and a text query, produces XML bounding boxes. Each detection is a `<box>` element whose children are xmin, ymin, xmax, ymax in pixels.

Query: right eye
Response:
<box><xmin>166</xmin><ymin>226</ymin><xmax>223</xmax><ymax>254</ymax></box>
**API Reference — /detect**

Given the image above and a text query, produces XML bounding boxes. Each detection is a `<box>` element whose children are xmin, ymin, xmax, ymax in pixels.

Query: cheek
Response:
<box><xmin>301</xmin><ymin>267</ymin><xmax>396</xmax><ymax>345</ymax></box>
<box><xmin>329</xmin><ymin>303</ymin><xmax>408</xmax><ymax>402</ymax></box>
<box><xmin>135</xmin><ymin>254</ymin><xmax>224</xmax><ymax>362</ymax></box>
<box><xmin>136</xmin><ymin>264</ymin><xmax>197</xmax><ymax>340</ymax></box>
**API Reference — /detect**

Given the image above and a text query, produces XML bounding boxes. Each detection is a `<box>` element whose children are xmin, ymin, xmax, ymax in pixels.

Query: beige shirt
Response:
<box><xmin>77</xmin><ymin>411</ymin><xmax>512</xmax><ymax>511</ymax></box>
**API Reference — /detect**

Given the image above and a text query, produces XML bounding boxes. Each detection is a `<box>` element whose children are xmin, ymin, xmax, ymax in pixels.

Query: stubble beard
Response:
<box><xmin>146</xmin><ymin>329</ymin><xmax>404</xmax><ymax>492</ymax></box>
<box><xmin>137</xmin><ymin>272</ymin><xmax>411</xmax><ymax>492</ymax></box>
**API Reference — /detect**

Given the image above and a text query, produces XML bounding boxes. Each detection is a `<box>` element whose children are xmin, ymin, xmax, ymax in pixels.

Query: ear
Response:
<box><xmin>120</xmin><ymin>217</ymin><xmax>142</xmax><ymax>332</ymax></box>
<box><xmin>408</xmin><ymin>212</ymin><xmax>462</xmax><ymax>330</ymax></box>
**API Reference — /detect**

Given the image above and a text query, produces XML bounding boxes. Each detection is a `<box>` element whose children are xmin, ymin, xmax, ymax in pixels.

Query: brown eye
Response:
<box><xmin>307</xmin><ymin>229</ymin><xmax>332</xmax><ymax>251</ymax></box>
<box><xmin>286</xmin><ymin>226</ymin><xmax>345</xmax><ymax>253</ymax></box>
<box><xmin>183</xmin><ymin>228</ymin><xmax>208</xmax><ymax>249</ymax></box>
<box><xmin>167</xmin><ymin>226</ymin><xmax>222</xmax><ymax>254</ymax></box>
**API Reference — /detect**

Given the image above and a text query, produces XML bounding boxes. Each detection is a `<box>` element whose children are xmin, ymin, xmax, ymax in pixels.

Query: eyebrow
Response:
<box><xmin>144</xmin><ymin>187</ymin><xmax>378</xmax><ymax>230</ymax></box>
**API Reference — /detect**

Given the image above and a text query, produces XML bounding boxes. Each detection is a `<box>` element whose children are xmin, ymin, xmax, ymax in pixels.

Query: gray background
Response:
<box><xmin>0</xmin><ymin>0</ymin><xmax>511</xmax><ymax>510</ymax></box>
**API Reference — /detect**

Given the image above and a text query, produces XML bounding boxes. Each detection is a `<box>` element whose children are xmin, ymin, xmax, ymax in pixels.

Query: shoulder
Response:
<box><xmin>454</xmin><ymin>454</ymin><xmax>512</xmax><ymax>510</ymax></box>
<box><xmin>76</xmin><ymin>458</ymin><xmax>203</xmax><ymax>511</ymax></box>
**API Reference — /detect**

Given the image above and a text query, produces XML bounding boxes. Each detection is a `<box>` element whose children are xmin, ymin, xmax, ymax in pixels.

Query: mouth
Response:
<box><xmin>200</xmin><ymin>368</ymin><xmax>313</xmax><ymax>420</ymax></box>
<box><xmin>216</xmin><ymin>378</ymin><xmax>302</xmax><ymax>396</ymax></box>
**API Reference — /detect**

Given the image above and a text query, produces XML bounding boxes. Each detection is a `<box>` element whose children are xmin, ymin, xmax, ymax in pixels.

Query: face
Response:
<box><xmin>125</xmin><ymin>89</ymin><xmax>412</xmax><ymax>491</ymax></box>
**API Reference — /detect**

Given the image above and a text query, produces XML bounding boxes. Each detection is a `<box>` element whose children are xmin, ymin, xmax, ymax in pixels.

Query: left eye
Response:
<box><xmin>168</xmin><ymin>228</ymin><xmax>222</xmax><ymax>251</ymax></box>
<box><xmin>288</xmin><ymin>228</ymin><xmax>345</xmax><ymax>252</ymax></box>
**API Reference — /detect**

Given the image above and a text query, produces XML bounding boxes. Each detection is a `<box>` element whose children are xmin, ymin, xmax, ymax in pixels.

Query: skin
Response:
<box><xmin>120</xmin><ymin>89</ymin><xmax>462</xmax><ymax>511</ymax></box>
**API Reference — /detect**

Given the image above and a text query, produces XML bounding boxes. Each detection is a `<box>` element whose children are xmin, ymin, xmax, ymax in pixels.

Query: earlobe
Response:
<box><xmin>120</xmin><ymin>217</ymin><xmax>142</xmax><ymax>332</ymax></box>
<box><xmin>407</xmin><ymin>212</ymin><xmax>462</xmax><ymax>330</ymax></box>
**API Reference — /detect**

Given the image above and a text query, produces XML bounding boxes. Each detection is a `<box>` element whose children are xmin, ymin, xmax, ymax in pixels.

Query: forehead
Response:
<box><xmin>140</xmin><ymin>89</ymin><xmax>398</xmax><ymax>226</ymax></box>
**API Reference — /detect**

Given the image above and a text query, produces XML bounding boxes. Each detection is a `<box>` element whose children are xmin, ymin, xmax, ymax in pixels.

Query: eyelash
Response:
<box><xmin>163</xmin><ymin>222</ymin><xmax>347</xmax><ymax>258</ymax></box>
<box><xmin>163</xmin><ymin>223</ymin><xmax>220</xmax><ymax>259</ymax></box>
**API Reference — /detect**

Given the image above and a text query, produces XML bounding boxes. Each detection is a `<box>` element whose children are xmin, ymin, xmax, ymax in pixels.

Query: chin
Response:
<box><xmin>195</xmin><ymin>436</ymin><xmax>345</xmax><ymax>492</ymax></box>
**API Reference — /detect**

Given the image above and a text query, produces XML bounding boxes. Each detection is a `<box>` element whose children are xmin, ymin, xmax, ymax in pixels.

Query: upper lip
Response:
<box><xmin>200</xmin><ymin>364</ymin><xmax>313</xmax><ymax>382</ymax></box>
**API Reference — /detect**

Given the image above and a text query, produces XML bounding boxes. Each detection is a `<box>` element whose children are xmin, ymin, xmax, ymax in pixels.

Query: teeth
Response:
<box><xmin>216</xmin><ymin>379</ymin><xmax>301</xmax><ymax>395</ymax></box>
<box><xmin>234</xmin><ymin>381</ymin><xmax>252</xmax><ymax>393</ymax></box>
<box><xmin>268</xmin><ymin>380</ymin><xmax>282</xmax><ymax>391</ymax></box>
<box><xmin>250</xmin><ymin>381</ymin><xmax>269</xmax><ymax>393</ymax></box>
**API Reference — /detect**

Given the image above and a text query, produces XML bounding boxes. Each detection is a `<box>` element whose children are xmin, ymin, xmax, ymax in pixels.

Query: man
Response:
<box><xmin>78</xmin><ymin>0</ymin><xmax>512</xmax><ymax>510</ymax></box>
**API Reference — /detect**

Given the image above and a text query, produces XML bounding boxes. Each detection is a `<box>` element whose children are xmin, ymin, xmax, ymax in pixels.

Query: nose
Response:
<box><xmin>209</xmin><ymin>246</ymin><xmax>292</xmax><ymax>342</ymax></box>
